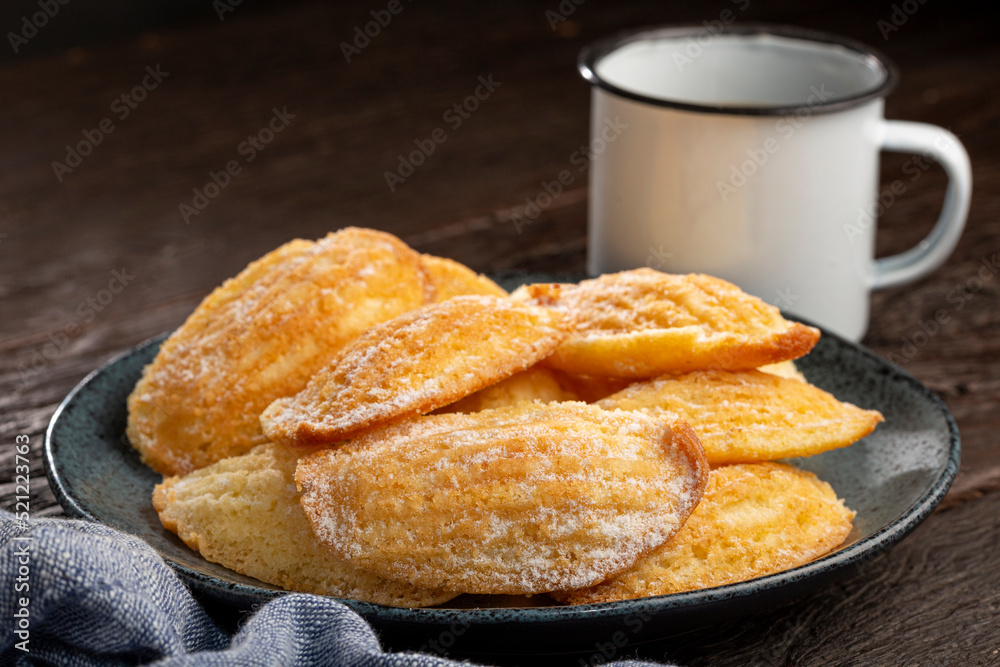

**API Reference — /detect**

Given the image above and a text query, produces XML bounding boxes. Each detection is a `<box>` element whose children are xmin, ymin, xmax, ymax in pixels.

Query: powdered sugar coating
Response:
<box><xmin>512</xmin><ymin>269</ymin><xmax>820</xmax><ymax>378</ymax></box>
<box><xmin>126</xmin><ymin>228</ymin><xmax>431</xmax><ymax>476</ymax></box>
<box><xmin>294</xmin><ymin>402</ymin><xmax>709</xmax><ymax>594</ymax></box>
<box><xmin>261</xmin><ymin>295</ymin><xmax>571</xmax><ymax>446</ymax></box>
<box><xmin>554</xmin><ymin>462</ymin><xmax>855</xmax><ymax>604</ymax></box>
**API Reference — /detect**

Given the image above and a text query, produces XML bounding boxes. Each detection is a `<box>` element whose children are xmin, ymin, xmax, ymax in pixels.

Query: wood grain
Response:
<box><xmin>1</xmin><ymin>0</ymin><xmax>998</xmax><ymax>663</ymax></box>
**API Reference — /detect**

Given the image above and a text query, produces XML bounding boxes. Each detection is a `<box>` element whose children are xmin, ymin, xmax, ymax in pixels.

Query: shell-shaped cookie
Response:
<box><xmin>513</xmin><ymin>269</ymin><xmax>819</xmax><ymax>378</ymax></box>
<box><xmin>757</xmin><ymin>359</ymin><xmax>807</xmax><ymax>382</ymax></box>
<box><xmin>419</xmin><ymin>254</ymin><xmax>508</xmax><ymax>301</ymax></box>
<box><xmin>127</xmin><ymin>227</ymin><xmax>430</xmax><ymax>475</ymax></box>
<box><xmin>598</xmin><ymin>369</ymin><xmax>883</xmax><ymax>466</ymax></box>
<box><xmin>261</xmin><ymin>295</ymin><xmax>570</xmax><ymax>445</ymax></box>
<box><xmin>295</xmin><ymin>402</ymin><xmax>709</xmax><ymax>594</ymax></box>
<box><xmin>553</xmin><ymin>462</ymin><xmax>854</xmax><ymax>604</ymax></box>
<box><xmin>435</xmin><ymin>365</ymin><xmax>578</xmax><ymax>413</ymax></box>
<box><xmin>153</xmin><ymin>443</ymin><xmax>457</xmax><ymax>608</ymax></box>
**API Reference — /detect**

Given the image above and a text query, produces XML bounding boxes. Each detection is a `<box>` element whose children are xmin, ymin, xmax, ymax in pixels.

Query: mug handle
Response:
<box><xmin>872</xmin><ymin>120</ymin><xmax>972</xmax><ymax>290</ymax></box>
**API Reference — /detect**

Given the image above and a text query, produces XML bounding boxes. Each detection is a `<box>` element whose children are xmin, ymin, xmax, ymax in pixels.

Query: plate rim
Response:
<box><xmin>44</xmin><ymin>326</ymin><xmax>961</xmax><ymax>626</ymax></box>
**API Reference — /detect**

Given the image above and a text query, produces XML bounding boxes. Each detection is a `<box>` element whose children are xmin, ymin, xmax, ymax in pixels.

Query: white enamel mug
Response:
<box><xmin>579</xmin><ymin>24</ymin><xmax>972</xmax><ymax>341</ymax></box>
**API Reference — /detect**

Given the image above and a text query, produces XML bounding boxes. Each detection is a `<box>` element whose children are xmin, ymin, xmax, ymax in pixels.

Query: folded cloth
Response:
<box><xmin>0</xmin><ymin>512</ymin><xmax>675</xmax><ymax>666</ymax></box>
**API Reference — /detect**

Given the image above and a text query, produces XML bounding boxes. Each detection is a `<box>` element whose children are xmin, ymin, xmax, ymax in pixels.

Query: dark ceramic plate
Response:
<box><xmin>45</xmin><ymin>315</ymin><xmax>959</xmax><ymax>659</ymax></box>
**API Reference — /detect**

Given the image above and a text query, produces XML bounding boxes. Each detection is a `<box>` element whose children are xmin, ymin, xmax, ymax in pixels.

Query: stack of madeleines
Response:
<box><xmin>127</xmin><ymin>227</ymin><xmax>883</xmax><ymax>608</ymax></box>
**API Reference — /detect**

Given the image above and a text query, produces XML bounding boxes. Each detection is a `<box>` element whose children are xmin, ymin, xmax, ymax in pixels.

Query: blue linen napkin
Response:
<box><xmin>0</xmin><ymin>511</ymin><xmax>674</xmax><ymax>666</ymax></box>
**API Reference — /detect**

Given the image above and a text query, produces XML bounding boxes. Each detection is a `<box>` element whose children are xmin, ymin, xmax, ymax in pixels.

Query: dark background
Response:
<box><xmin>1</xmin><ymin>1</ymin><xmax>999</xmax><ymax>665</ymax></box>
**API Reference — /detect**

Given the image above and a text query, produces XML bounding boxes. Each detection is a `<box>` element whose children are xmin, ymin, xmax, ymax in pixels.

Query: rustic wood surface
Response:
<box><xmin>1</xmin><ymin>0</ymin><xmax>998</xmax><ymax>664</ymax></box>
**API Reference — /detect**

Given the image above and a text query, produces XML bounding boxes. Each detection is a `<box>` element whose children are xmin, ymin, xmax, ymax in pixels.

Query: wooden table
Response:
<box><xmin>2</xmin><ymin>1</ymin><xmax>998</xmax><ymax>664</ymax></box>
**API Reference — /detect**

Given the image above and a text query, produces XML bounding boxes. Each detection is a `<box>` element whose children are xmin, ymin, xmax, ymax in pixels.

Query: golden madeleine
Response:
<box><xmin>153</xmin><ymin>443</ymin><xmax>457</xmax><ymax>608</ymax></box>
<box><xmin>513</xmin><ymin>269</ymin><xmax>819</xmax><ymax>378</ymax></box>
<box><xmin>758</xmin><ymin>359</ymin><xmax>807</xmax><ymax>382</ymax></box>
<box><xmin>295</xmin><ymin>403</ymin><xmax>709</xmax><ymax>595</ymax></box>
<box><xmin>554</xmin><ymin>463</ymin><xmax>854</xmax><ymax>604</ymax></box>
<box><xmin>419</xmin><ymin>254</ymin><xmax>508</xmax><ymax>300</ymax></box>
<box><xmin>261</xmin><ymin>295</ymin><xmax>570</xmax><ymax>446</ymax></box>
<box><xmin>558</xmin><ymin>374</ymin><xmax>634</xmax><ymax>403</ymax></box>
<box><xmin>598</xmin><ymin>369</ymin><xmax>883</xmax><ymax>466</ymax></box>
<box><xmin>127</xmin><ymin>227</ymin><xmax>431</xmax><ymax>476</ymax></box>
<box><xmin>435</xmin><ymin>365</ymin><xmax>578</xmax><ymax>413</ymax></box>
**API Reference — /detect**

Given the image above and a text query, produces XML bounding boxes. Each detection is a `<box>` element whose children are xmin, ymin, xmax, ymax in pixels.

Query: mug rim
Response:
<box><xmin>578</xmin><ymin>23</ymin><xmax>899</xmax><ymax>116</ymax></box>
